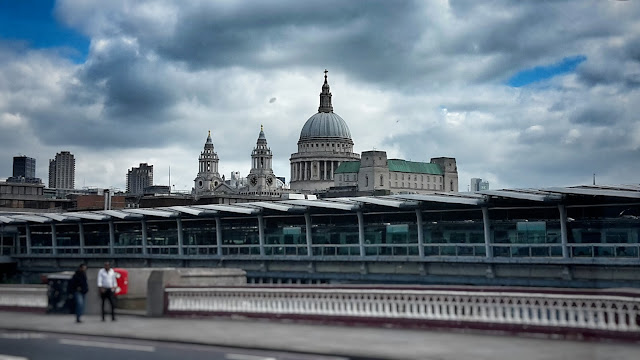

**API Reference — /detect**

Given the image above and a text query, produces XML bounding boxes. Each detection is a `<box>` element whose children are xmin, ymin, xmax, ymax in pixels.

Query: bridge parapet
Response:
<box><xmin>165</xmin><ymin>286</ymin><xmax>640</xmax><ymax>338</ymax></box>
<box><xmin>0</xmin><ymin>284</ymin><xmax>47</xmax><ymax>312</ymax></box>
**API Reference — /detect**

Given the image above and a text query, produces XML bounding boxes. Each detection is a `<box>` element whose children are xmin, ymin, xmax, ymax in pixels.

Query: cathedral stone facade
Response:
<box><xmin>194</xmin><ymin>131</ymin><xmax>223</xmax><ymax>195</ymax></box>
<box><xmin>245</xmin><ymin>126</ymin><xmax>279</xmax><ymax>196</ymax></box>
<box><xmin>192</xmin><ymin>70</ymin><xmax>458</xmax><ymax>197</ymax></box>
<box><xmin>289</xmin><ymin>71</ymin><xmax>360</xmax><ymax>192</ymax></box>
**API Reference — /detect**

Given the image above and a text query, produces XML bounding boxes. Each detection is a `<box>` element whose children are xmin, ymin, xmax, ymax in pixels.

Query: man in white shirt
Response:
<box><xmin>97</xmin><ymin>261</ymin><xmax>117</xmax><ymax>321</ymax></box>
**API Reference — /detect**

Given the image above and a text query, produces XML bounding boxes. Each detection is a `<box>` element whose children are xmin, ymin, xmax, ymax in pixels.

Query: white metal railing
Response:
<box><xmin>0</xmin><ymin>286</ymin><xmax>48</xmax><ymax>309</ymax></box>
<box><xmin>165</xmin><ymin>287</ymin><xmax>640</xmax><ymax>333</ymax></box>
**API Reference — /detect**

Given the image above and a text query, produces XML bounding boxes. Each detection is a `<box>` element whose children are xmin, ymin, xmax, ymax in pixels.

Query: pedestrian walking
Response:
<box><xmin>67</xmin><ymin>263</ymin><xmax>88</xmax><ymax>323</ymax></box>
<box><xmin>97</xmin><ymin>261</ymin><xmax>117</xmax><ymax>321</ymax></box>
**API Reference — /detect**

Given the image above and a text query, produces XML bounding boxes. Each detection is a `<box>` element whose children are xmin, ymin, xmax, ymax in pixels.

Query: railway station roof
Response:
<box><xmin>0</xmin><ymin>184</ymin><xmax>638</xmax><ymax>225</ymax></box>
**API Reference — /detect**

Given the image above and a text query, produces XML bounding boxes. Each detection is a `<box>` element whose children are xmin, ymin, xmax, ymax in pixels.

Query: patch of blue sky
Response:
<box><xmin>507</xmin><ymin>55</ymin><xmax>587</xmax><ymax>87</ymax></box>
<box><xmin>0</xmin><ymin>0</ymin><xmax>89</xmax><ymax>63</ymax></box>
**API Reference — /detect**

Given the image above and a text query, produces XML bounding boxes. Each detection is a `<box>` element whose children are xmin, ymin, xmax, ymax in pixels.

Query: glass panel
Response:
<box><xmin>263</xmin><ymin>216</ymin><xmax>307</xmax><ymax>256</ymax></box>
<box><xmin>55</xmin><ymin>224</ymin><xmax>80</xmax><ymax>254</ymax></box>
<box><xmin>615</xmin><ymin>246</ymin><xmax>638</xmax><ymax>258</ymax></box>
<box><xmin>364</xmin><ymin>212</ymin><xmax>417</xmax><ymax>256</ymax></box>
<box><xmin>572</xmin><ymin>246</ymin><xmax>593</xmax><ymax>257</ymax></box>
<box><xmin>182</xmin><ymin>219</ymin><xmax>216</xmax><ymax>255</ymax></box>
<box><xmin>30</xmin><ymin>225</ymin><xmax>52</xmax><ymax>247</ymax></box>
<box><xmin>594</xmin><ymin>246</ymin><xmax>614</xmax><ymax>257</ymax></box>
<box><xmin>220</xmin><ymin>217</ymin><xmax>260</xmax><ymax>255</ymax></box>
<box><xmin>493</xmin><ymin>246</ymin><xmax>510</xmax><ymax>257</ymax></box>
<box><xmin>146</xmin><ymin>220</ymin><xmax>179</xmax><ymax>255</ymax></box>
<box><xmin>114</xmin><ymin>222</ymin><xmax>143</xmax><ymax>246</ymax></box>
<box><xmin>311</xmin><ymin>214</ymin><xmax>359</xmax><ymax>256</ymax></box>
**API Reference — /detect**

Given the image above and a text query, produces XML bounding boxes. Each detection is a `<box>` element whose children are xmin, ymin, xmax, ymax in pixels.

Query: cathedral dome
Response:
<box><xmin>299</xmin><ymin>70</ymin><xmax>352</xmax><ymax>141</ymax></box>
<box><xmin>299</xmin><ymin>112</ymin><xmax>352</xmax><ymax>140</ymax></box>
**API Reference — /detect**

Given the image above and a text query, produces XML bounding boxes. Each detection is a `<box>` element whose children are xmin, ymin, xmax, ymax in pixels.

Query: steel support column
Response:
<box><xmin>26</xmin><ymin>224</ymin><xmax>32</xmax><ymax>255</ymax></box>
<box><xmin>78</xmin><ymin>222</ymin><xmax>85</xmax><ymax>255</ymax></box>
<box><xmin>558</xmin><ymin>204</ymin><xmax>569</xmax><ymax>258</ymax></box>
<box><xmin>215</xmin><ymin>217</ymin><xmax>223</xmax><ymax>256</ymax></box>
<box><xmin>482</xmin><ymin>207</ymin><xmax>493</xmax><ymax>258</ymax></box>
<box><xmin>304</xmin><ymin>212</ymin><xmax>313</xmax><ymax>256</ymax></box>
<box><xmin>141</xmin><ymin>219</ymin><xmax>148</xmax><ymax>255</ymax></box>
<box><xmin>176</xmin><ymin>218</ymin><xmax>184</xmax><ymax>256</ymax></box>
<box><xmin>357</xmin><ymin>211</ymin><xmax>365</xmax><ymax>257</ymax></box>
<box><xmin>415</xmin><ymin>209</ymin><xmax>424</xmax><ymax>257</ymax></box>
<box><xmin>50</xmin><ymin>223</ymin><xmax>57</xmax><ymax>255</ymax></box>
<box><xmin>258</xmin><ymin>215</ymin><xmax>265</xmax><ymax>256</ymax></box>
<box><xmin>108</xmin><ymin>221</ymin><xmax>115</xmax><ymax>255</ymax></box>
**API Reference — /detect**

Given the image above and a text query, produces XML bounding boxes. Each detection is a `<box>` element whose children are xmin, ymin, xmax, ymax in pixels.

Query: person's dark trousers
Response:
<box><xmin>100</xmin><ymin>288</ymin><xmax>116</xmax><ymax>321</ymax></box>
<box><xmin>74</xmin><ymin>292</ymin><xmax>85</xmax><ymax>322</ymax></box>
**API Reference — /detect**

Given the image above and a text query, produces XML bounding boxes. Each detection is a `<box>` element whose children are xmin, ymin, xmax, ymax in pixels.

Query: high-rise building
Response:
<box><xmin>126</xmin><ymin>163</ymin><xmax>154</xmax><ymax>195</ymax></box>
<box><xmin>470</xmin><ymin>178</ymin><xmax>489</xmax><ymax>192</ymax></box>
<box><xmin>13</xmin><ymin>156</ymin><xmax>36</xmax><ymax>178</ymax></box>
<box><xmin>470</xmin><ymin>178</ymin><xmax>482</xmax><ymax>192</ymax></box>
<box><xmin>48</xmin><ymin>151</ymin><xmax>75</xmax><ymax>189</ymax></box>
<box><xmin>8</xmin><ymin>156</ymin><xmax>41</xmax><ymax>184</ymax></box>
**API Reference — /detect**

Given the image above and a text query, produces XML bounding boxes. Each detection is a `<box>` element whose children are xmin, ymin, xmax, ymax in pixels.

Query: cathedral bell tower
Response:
<box><xmin>194</xmin><ymin>130</ymin><xmax>223</xmax><ymax>194</ymax></box>
<box><xmin>247</xmin><ymin>125</ymin><xmax>276</xmax><ymax>194</ymax></box>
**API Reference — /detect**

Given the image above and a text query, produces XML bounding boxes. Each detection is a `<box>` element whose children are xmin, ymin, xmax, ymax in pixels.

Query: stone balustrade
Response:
<box><xmin>0</xmin><ymin>285</ymin><xmax>47</xmax><ymax>310</ymax></box>
<box><xmin>165</xmin><ymin>287</ymin><xmax>640</xmax><ymax>333</ymax></box>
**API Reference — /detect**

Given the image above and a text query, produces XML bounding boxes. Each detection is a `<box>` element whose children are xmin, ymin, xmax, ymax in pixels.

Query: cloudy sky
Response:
<box><xmin>0</xmin><ymin>0</ymin><xmax>638</xmax><ymax>192</ymax></box>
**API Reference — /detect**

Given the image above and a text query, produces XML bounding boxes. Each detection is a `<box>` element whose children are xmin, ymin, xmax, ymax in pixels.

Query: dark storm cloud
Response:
<box><xmin>147</xmin><ymin>1</ymin><xmax>423</xmax><ymax>85</ymax></box>
<box><xmin>570</xmin><ymin>106</ymin><xmax>622</xmax><ymax>126</ymax></box>
<box><xmin>75</xmin><ymin>39</ymin><xmax>180</xmax><ymax>121</ymax></box>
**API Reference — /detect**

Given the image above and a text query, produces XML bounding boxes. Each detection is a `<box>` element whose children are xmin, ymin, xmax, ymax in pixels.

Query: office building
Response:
<box><xmin>48</xmin><ymin>151</ymin><xmax>75</xmax><ymax>189</ymax></box>
<box><xmin>126</xmin><ymin>163</ymin><xmax>154</xmax><ymax>195</ymax></box>
<box><xmin>471</xmin><ymin>178</ymin><xmax>490</xmax><ymax>192</ymax></box>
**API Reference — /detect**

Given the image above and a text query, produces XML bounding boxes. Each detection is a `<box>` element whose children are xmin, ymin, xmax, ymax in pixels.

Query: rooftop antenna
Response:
<box><xmin>593</xmin><ymin>173</ymin><xmax>596</xmax><ymax>186</ymax></box>
<box><xmin>169</xmin><ymin>166</ymin><xmax>171</xmax><ymax>194</ymax></box>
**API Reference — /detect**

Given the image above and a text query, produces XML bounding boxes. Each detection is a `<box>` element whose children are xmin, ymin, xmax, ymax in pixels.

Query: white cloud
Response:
<box><xmin>1</xmin><ymin>0</ymin><xmax>640</xmax><ymax>191</ymax></box>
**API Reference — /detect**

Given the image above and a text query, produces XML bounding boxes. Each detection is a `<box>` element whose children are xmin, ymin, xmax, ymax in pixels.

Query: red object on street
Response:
<box><xmin>113</xmin><ymin>268</ymin><xmax>128</xmax><ymax>295</ymax></box>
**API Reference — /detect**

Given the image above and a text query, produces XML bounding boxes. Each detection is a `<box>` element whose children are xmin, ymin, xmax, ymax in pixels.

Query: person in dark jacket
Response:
<box><xmin>67</xmin><ymin>263</ymin><xmax>88</xmax><ymax>323</ymax></box>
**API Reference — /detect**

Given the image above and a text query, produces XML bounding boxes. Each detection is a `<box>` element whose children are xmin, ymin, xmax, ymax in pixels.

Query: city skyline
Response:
<box><xmin>0</xmin><ymin>1</ymin><xmax>639</xmax><ymax>191</ymax></box>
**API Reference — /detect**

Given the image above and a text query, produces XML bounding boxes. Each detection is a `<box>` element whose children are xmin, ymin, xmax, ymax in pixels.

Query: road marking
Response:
<box><xmin>0</xmin><ymin>355</ymin><xmax>29</xmax><ymax>360</ymax></box>
<box><xmin>225</xmin><ymin>354</ymin><xmax>277</xmax><ymax>360</ymax></box>
<box><xmin>58</xmin><ymin>339</ymin><xmax>155</xmax><ymax>352</ymax></box>
<box><xmin>0</xmin><ymin>332</ymin><xmax>46</xmax><ymax>340</ymax></box>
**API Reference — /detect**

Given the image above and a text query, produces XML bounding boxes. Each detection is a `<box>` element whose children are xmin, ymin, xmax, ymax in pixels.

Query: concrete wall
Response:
<box><xmin>82</xmin><ymin>267</ymin><xmax>246</xmax><ymax>316</ymax></box>
<box><xmin>147</xmin><ymin>268</ymin><xmax>246</xmax><ymax>317</ymax></box>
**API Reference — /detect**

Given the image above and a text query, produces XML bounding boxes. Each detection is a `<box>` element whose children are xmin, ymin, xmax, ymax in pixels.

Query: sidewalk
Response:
<box><xmin>1</xmin><ymin>311</ymin><xmax>639</xmax><ymax>360</ymax></box>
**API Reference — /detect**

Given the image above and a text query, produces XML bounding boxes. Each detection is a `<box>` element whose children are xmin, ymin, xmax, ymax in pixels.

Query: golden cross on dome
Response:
<box><xmin>261</xmin><ymin>124</ymin><xmax>264</xmax><ymax>131</ymax></box>
<box><xmin>208</xmin><ymin>130</ymin><xmax>211</xmax><ymax>137</ymax></box>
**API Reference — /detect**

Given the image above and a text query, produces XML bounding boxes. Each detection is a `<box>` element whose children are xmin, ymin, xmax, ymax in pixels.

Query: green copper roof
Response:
<box><xmin>335</xmin><ymin>161</ymin><xmax>360</xmax><ymax>174</ymax></box>
<box><xmin>387</xmin><ymin>159</ymin><xmax>443</xmax><ymax>175</ymax></box>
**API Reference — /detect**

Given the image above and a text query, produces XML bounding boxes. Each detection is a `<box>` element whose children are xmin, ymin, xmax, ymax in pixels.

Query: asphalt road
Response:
<box><xmin>0</xmin><ymin>330</ymin><xmax>355</xmax><ymax>360</ymax></box>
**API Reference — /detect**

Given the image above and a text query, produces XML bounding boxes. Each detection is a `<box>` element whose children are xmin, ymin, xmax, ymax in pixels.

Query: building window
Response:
<box><xmin>380</xmin><ymin>175</ymin><xmax>384</xmax><ymax>186</ymax></box>
<box><xmin>339</xmin><ymin>175</ymin><xmax>342</xmax><ymax>182</ymax></box>
<box><xmin>365</xmin><ymin>175</ymin><xmax>369</xmax><ymax>187</ymax></box>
